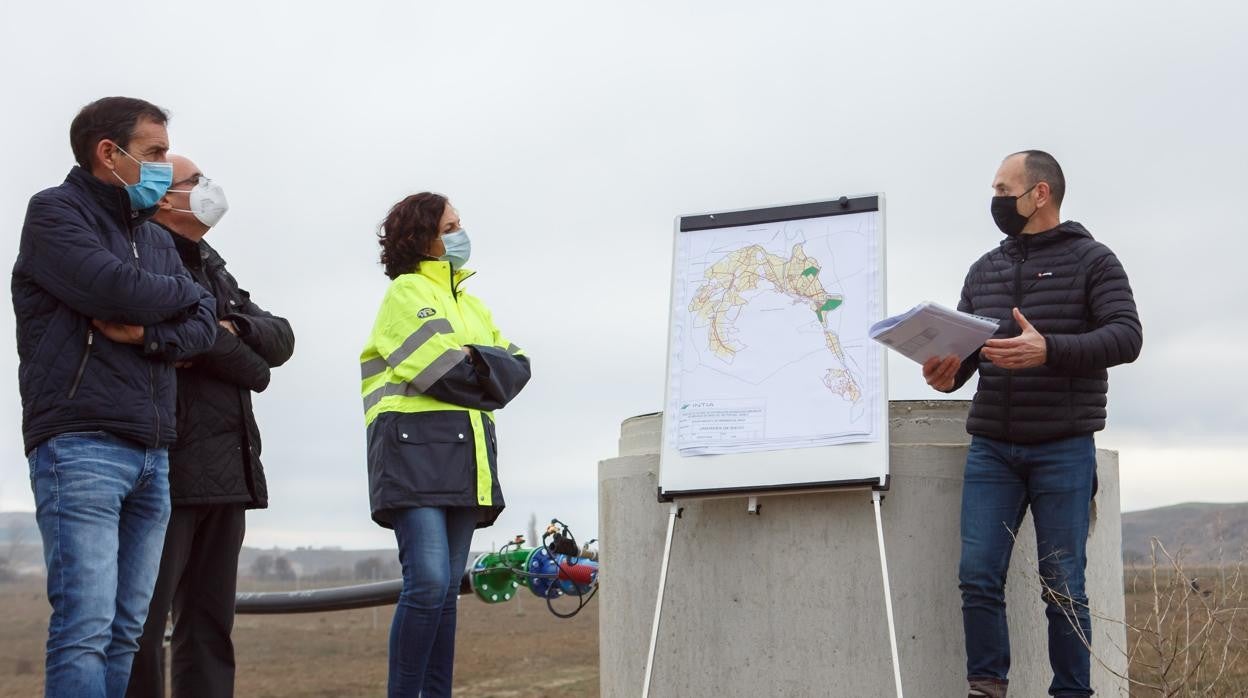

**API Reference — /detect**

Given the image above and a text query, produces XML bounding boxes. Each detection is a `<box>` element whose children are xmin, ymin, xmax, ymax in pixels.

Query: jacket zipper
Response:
<box><xmin>130</xmin><ymin>231</ymin><xmax>161</xmax><ymax>447</ymax></box>
<box><xmin>67</xmin><ymin>329</ymin><xmax>94</xmax><ymax>399</ymax></box>
<box><xmin>449</xmin><ymin>267</ymin><xmax>477</xmax><ymax>299</ymax></box>
<box><xmin>150</xmin><ymin>363</ymin><xmax>159</xmax><ymax>447</ymax></box>
<box><xmin>448</xmin><ymin>268</ymin><xmax>468</xmax><ymax>335</ymax></box>
<box><xmin>447</xmin><ymin>268</ymin><xmax>481</xmax><ymax>340</ymax></box>
<box><xmin>1006</xmin><ymin>238</ymin><xmax>1028</xmax><ymax>439</ymax></box>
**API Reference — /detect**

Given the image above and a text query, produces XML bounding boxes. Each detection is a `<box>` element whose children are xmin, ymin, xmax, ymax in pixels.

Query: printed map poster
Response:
<box><xmin>667</xmin><ymin>205</ymin><xmax>883</xmax><ymax>456</ymax></box>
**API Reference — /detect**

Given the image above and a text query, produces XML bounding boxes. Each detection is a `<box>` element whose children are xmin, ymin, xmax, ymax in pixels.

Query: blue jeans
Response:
<box><xmin>388</xmin><ymin>506</ymin><xmax>477</xmax><ymax>698</ymax></box>
<box><xmin>29</xmin><ymin>431</ymin><xmax>171</xmax><ymax>698</ymax></box>
<box><xmin>959</xmin><ymin>435</ymin><xmax>1097</xmax><ymax>697</ymax></box>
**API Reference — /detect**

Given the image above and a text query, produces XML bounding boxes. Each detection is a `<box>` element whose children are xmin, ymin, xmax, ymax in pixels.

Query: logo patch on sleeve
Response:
<box><xmin>417</xmin><ymin>307</ymin><xmax>437</xmax><ymax>318</ymax></box>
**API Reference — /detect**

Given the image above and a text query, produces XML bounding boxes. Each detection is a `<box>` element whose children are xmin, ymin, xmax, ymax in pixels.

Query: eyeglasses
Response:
<box><xmin>168</xmin><ymin>174</ymin><xmax>204</xmax><ymax>191</ymax></box>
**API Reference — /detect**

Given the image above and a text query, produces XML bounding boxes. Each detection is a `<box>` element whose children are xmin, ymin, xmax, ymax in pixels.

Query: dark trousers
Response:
<box><xmin>127</xmin><ymin>505</ymin><xmax>246</xmax><ymax>698</ymax></box>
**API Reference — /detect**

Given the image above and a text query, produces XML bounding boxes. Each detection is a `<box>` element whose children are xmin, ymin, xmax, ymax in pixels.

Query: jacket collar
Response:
<box><xmin>162</xmin><ymin>223</ymin><xmax>203</xmax><ymax>267</ymax></box>
<box><xmin>66</xmin><ymin>166</ymin><xmax>157</xmax><ymax>229</ymax></box>
<box><xmin>158</xmin><ymin>222</ymin><xmax>222</xmax><ymax>271</ymax></box>
<box><xmin>414</xmin><ymin>260</ymin><xmax>476</xmax><ymax>292</ymax></box>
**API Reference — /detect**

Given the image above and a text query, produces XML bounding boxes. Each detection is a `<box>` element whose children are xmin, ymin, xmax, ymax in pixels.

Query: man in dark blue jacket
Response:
<box><xmin>924</xmin><ymin>151</ymin><xmax>1142</xmax><ymax>698</ymax></box>
<box><xmin>11</xmin><ymin>97</ymin><xmax>217</xmax><ymax>698</ymax></box>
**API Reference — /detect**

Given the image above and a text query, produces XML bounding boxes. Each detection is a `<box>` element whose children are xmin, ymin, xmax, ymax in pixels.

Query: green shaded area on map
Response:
<box><xmin>802</xmin><ymin>266</ymin><xmax>820</xmax><ymax>277</ymax></box>
<box><xmin>816</xmin><ymin>298</ymin><xmax>842</xmax><ymax>322</ymax></box>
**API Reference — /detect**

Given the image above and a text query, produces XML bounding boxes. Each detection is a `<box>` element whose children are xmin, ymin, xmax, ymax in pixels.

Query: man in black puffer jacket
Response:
<box><xmin>12</xmin><ymin>97</ymin><xmax>217</xmax><ymax>697</ymax></box>
<box><xmin>127</xmin><ymin>155</ymin><xmax>294</xmax><ymax>698</ymax></box>
<box><xmin>924</xmin><ymin>151</ymin><xmax>1142</xmax><ymax>698</ymax></box>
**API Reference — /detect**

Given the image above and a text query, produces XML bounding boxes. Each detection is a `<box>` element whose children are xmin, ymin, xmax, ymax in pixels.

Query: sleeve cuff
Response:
<box><xmin>225</xmin><ymin>314</ymin><xmax>252</xmax><ymax>338</ymax></box>
<box><xmin>1042</xmin><ymin>334</ymin><xmax>1061</xmax><ymax>368</ymax></box>
<box><xmin>142</xmin><ymin>327</ymin><xmax>162</xmax><ymax>355</ymax></box>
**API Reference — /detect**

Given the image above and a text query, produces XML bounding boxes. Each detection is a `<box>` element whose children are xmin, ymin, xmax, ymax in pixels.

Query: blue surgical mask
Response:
<box><xmin>111</xmin><ymin>144</ymin><xmax>173</xmax><ymax>210</ymax></box>
<box><xmin>440</xmin><ymin>229</ymin><xmax>472</xmax><ymax>271</ymax></box>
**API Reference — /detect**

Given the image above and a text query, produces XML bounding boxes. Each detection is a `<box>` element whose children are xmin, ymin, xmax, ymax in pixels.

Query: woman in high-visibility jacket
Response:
<box><xmin>360</xmin><ymin>192</ymin><xmax>530</xmax><ymax>697</ymax></box>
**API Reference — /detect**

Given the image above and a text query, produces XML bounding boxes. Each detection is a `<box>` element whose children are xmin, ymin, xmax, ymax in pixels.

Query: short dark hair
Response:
<box><xmin>1013</xmin><ymin>149</ymin><xmax>1065</xmax><ymax>208</ymax></box>
<box><xmin>378</xmin><ymin>193</ymin><xmax>448</xmax><ymax>280</ymax></box>
<box><xmin>69</xmin><ymin>97</ymin><xmax>169</xmax><ymax>169</ymax></box>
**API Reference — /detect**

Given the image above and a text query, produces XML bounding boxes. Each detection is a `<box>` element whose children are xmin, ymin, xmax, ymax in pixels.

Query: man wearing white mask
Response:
<box><xmin>128</xmin><ymin>155</ymin><xmax>295</xmax><ymax>698</ymax></box>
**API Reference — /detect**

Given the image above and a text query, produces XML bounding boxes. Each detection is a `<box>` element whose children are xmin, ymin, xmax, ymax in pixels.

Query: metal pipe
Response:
<box><xmin>235</xmin><ymin>572</ymin><xmax>473</xmax><ymax>615</ymax></box>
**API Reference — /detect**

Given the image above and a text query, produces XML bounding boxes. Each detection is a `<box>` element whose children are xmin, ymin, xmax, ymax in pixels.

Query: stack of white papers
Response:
<box><xmin>869</xmin><ymin>302</ymin><xmax>999</xmax><ymax>364</ymax></box>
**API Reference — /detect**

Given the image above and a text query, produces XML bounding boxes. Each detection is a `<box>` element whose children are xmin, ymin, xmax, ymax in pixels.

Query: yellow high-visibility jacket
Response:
<box><xmin>360</xmin><ymin>261</ymin><xmax>530</xmax><ymax>529</ymax></box>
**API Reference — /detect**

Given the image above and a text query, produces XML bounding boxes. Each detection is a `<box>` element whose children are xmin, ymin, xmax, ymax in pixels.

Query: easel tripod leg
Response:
<box><xmin>874</xmin><ymin>490</ymin><xmax>904</xmax><ymax>698</ymax></box>
<box><xmin>642</xmin><ymin>503</ymin><xmax>681</xmax><ymax>698</ymax></box>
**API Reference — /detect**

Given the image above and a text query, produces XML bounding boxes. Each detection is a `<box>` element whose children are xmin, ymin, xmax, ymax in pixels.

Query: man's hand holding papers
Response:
<box><xmin>922</xmin><ymin>355</ymin><xmax>960</xmax><ymax>391</ymax></box>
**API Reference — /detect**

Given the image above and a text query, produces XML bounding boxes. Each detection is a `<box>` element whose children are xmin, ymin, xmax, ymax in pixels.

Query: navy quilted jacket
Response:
<box><xmin>12</xmin><ymin>167</ymin><xmax>217</xmax><ymax>453</ymax></box>
<box><xmin>948</xmin><ymin>221</ymin><xmax>1143</xmax><ymax>443</ymax></box>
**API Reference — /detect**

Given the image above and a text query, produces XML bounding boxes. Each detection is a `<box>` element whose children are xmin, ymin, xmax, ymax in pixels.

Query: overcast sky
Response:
<box><xmin>1</xmin><ymin>1</ymin><xmax>1244</xmax><ymax>551</ymax></box>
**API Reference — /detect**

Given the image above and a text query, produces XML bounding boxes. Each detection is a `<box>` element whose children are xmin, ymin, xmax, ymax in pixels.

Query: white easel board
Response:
<box><xmin>659</xmin><ymin>195</ymin><xmax>888</xmax><ymax>500</ymax></box>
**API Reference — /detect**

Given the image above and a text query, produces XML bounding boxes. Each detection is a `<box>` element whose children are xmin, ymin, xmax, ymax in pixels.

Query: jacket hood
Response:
<box><xmin>1000</xmin><ymin>220</ymin><xmax>1092</xmax><ymax>257</ymax></box>
<box><xmin>1051</xmin><ymin>221</ymin><xmax>1092</xmax><ymax>240</ymax></box>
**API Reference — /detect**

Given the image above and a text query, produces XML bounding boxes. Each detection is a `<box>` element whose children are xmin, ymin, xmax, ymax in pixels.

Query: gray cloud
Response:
<box><xmin>2</xmin><ymin>1</ymin><xmax>1245</xmax><ymax>547</ymax></box>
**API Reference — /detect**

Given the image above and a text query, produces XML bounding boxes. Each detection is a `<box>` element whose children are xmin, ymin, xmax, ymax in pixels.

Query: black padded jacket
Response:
<box><xmin>167</xmin><ymin>231</ymin><xmax>294</xmax><ymax>508</ymax></box>
<box><xmin>946</xmin><ymin>221</ymin><xmax>1143</xmax><ymax>443</ymax></box>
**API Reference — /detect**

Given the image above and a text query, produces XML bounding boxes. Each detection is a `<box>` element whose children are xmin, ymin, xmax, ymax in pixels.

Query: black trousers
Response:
<box><xmin>127</xmin><ymin>504</ymin><xmax>247</xmax><ymax>698</ymax></box>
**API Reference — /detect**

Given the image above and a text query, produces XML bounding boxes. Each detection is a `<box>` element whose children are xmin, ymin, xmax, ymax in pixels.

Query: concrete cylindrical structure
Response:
<box><xmin>598</xmin><ymin>400</ymin><xmax>1127</xmax><ymax>697</ymax></box>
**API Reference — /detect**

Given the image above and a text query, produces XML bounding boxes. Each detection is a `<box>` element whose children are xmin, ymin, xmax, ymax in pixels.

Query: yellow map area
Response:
<box><xmin>688</xmin><ymin>243</ymin><xmax>861</xmax><ymax>402</ymax></box>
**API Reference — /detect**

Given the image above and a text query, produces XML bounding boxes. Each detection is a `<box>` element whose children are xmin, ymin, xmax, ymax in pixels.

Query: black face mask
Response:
<box><xmin>990</xmin><ymin>184</ymin><xmax>1036</xmax><ymax>237</ymax></box>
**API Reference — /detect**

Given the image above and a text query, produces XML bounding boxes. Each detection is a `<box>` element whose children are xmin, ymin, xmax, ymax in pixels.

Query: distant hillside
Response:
<box><xmin>1122</xmin><ymin>502</ymin><xmax>1248</xmax><ymax>566</ymax></box>
<box><xmin>0</xmin><ymin>511</ymin><xmax>44</xmax><ymax>576</ymax></box>
<box><xmin>0</xmin><ymin>511</ymin><xmax>39</xmax><ymax>544</ymax></box>
<box><xmin>0</xmin><ymin>509</ymin><xmax>468</xmax><ymax>582</ymax></box>
<box><xmin>237</xmin><ymin>545</ymin><xmax>401</xmax><ymax>580</ymax></box>
<box><xmin>5</xmin><ymin>503</ymin><xmax>1246</xmax><ymax>578</ymax></box>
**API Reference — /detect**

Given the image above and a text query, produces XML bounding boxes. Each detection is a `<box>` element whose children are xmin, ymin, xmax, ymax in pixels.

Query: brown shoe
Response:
<box><xmin>968</xmin><ymin>677</ymin><xmax>1008</xmax><ymax>698</ymax></box>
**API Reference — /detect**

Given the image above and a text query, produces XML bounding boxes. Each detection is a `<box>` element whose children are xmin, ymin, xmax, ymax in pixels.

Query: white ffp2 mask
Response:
<box><xmin>168</xmin><ymin>178</ymin><xmax>230</xmax><ymax>228</ymax></box>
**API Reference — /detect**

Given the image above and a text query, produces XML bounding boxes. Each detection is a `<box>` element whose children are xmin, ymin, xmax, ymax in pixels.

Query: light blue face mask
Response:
<box><xmin>440</xmin><ymin>229</ymin><xmax>472</xmax><ymax>271</ymax></box>
<box><xmin>111</xmin><ymin>144</ymin><xmax>173</xmax><ymax>210</ymax></box>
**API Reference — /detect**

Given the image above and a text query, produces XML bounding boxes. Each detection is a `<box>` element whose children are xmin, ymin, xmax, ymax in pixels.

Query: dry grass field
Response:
<box><xmin>1119</xmin><ymin>563</ymin><xmax>1248</xmax><ymax>696</ymax></box>
<box><xmin>2</xmin><ymin>569</ymin><xmax>1245</xmax><ymax>696</ymax></box>
<box><xmin>0</xmin><ymin>578</ymin><xmax>598</xmax><ymax>697</ymax></box>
